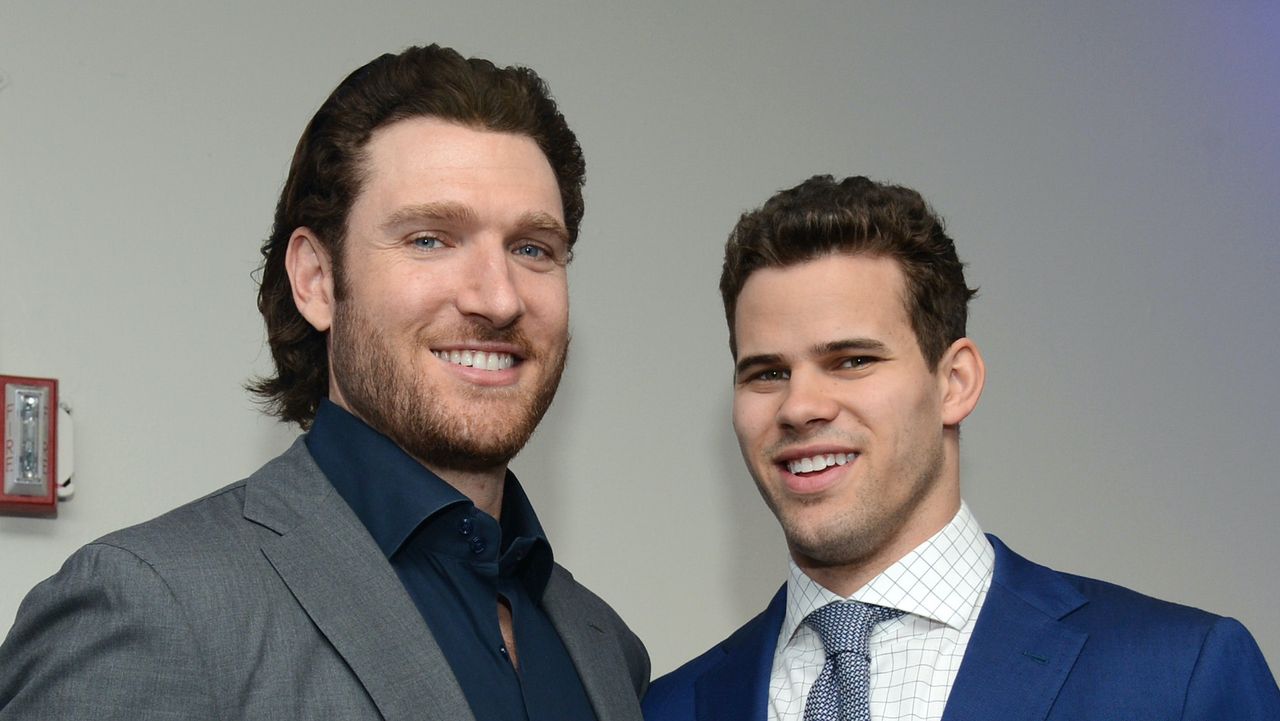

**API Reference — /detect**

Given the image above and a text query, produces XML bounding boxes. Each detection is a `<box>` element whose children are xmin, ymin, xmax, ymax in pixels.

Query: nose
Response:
<box><xmin>456</xmin><ymin>241</ymin><xmax>524</xmax><ymax>328</ymax></box>
<box><xmin>775</xmin><ymin>368</ymin><xmax>839</xmax><ymax>431</ymax></box>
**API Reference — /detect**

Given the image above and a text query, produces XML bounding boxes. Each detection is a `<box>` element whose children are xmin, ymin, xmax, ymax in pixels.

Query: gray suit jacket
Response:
<box><xmin>0</xmin><ymin>438</ymin><xmax>649</xmax><ymax>720</ymax></box>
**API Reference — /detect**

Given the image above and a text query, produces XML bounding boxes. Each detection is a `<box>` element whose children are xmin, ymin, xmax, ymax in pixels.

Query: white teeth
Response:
<box><xmin>434</xmin><ymin>350</ymin><xmax>515</xmax><ymax>371</ymax></box>
<box><xmin>787</xmin><ymin>452</ymin><xmax>855</xmax><ymax>475</ymax></box>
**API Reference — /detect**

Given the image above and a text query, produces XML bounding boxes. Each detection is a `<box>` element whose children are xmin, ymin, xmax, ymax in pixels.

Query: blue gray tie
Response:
<box><xmin>802</xmin><ymin>602</ymin><xmax>904</xmax><ymax>721</ymax></box>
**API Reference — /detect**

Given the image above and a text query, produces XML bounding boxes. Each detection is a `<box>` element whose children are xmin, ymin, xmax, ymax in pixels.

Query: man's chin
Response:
<box><xmin>392</xmin><ymin>419</ymin><xmax>536</xmax><ymax>474</ymax></box>
<box><xmin>780</xmin><ymin>514</ymin><xmax>882</xmax><ymax>570</ymax></box>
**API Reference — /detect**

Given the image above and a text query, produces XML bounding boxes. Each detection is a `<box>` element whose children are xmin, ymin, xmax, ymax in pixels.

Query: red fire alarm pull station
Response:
<box><xmin>1</xmin><ymin>375</ymin><xmax>58</xmax><ymax>517</ymax></box>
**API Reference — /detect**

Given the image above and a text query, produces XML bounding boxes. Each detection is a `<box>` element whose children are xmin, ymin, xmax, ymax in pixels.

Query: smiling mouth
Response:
<box><xmin>432</xmin><ymin>349</ymin><xmax>517</xmax><ymax>371</ymax></box>
<box><xmin>784</xmin><ymin>452</ymin><xmax>856</xmax><ymax>475</ymax></box>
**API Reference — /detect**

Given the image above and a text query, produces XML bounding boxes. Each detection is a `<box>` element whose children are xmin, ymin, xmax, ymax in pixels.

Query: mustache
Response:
<box><xmin>425</xmin><ymin>322</ymin><xmax>539</xmax><ymax>358</ymax></box>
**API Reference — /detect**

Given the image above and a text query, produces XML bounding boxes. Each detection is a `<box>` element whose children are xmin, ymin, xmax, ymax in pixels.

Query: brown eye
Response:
<box><xmin>839</xmin><ymin>357</ymin><xmax>875</xmax><ymax>369</ymax></box>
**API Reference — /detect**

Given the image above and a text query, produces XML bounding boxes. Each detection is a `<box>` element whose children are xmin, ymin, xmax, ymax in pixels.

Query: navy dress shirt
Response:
<box><xmin>307</xmin><ymin>400</ymin><xmax>596</xmax><ymax>721</ymax></box>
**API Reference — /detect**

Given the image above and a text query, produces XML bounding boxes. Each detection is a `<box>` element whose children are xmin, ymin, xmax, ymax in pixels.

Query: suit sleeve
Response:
<box><xmin>0</xmin><ymin>543</ymin><xmax>218</xmax><ymax>720</ymax></box>
<box><xmin>1181</xmin><ymin>616</ymin><xmax>1280</xmax><ymax>720</ymax></box>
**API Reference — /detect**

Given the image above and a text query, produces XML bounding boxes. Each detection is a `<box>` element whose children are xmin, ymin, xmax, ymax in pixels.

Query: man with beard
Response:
<box><xmin>0</xmin><ymin>45</ymin><xmax>648</xmax><ymax>720</ymax></box>
<box><xmin>642</xmin><ymin>175</ymin><xmax>1278</xmax><ymax>721</ymax></box>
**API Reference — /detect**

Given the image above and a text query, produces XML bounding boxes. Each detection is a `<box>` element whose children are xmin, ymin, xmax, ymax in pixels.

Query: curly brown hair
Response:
<box><xmin>249</xmin><ymin>44</ymin><xmax>585</xmax><ymax>428</ymax></box>
<box><xmin>720</xmin><ymin>175</ymin><xmax>976</xmax><ymax>368</ymax></box>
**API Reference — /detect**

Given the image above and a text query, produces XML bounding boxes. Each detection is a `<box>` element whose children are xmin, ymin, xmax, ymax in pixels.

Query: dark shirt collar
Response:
<box><xmin>306</xmin><ymin>399</ymin><xmax>554</xmax><ymax>598</ymax></box>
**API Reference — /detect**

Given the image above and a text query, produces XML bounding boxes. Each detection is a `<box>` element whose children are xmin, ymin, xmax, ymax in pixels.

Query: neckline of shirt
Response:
<box><xmin>781</xmin><ymin>500</ymin><xmax>995</xmax><ymax>644</ymax></box>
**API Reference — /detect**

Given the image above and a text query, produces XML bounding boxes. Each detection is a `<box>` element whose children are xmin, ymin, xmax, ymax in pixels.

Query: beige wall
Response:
<box><xmin>2</xmin><ymin>1</ymin><xmax>1277</xmax><ymax>677</ymax></box>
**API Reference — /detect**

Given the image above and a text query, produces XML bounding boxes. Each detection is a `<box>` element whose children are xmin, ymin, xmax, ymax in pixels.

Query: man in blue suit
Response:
<box><xmin>643</xmin><ymin>175</ymin><xmax>1279</xmax><ymax>721</ymax></box>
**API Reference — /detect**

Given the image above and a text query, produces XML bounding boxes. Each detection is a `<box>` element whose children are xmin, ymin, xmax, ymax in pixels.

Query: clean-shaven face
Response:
<box><xmin>731</xmin><ymin>253</ymin><xmax>958</xmax><ymax>575</ymax></box>
<box><xmin>329</xmin><ymin>117</ymin><xmax>570</xmax><ymax>473</ymax></box>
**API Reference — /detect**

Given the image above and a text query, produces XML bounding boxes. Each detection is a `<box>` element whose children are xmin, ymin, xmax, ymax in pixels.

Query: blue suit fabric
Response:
<box><xmin>643</xmin><ymin>536</ymin><xmax>1279</xmax><ymax>721</ymax></box>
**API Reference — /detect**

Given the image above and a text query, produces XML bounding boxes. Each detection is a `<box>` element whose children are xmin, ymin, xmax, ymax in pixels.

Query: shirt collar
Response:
<box><xmin>781</xmin><ymin>500</ymin><xmax>994</xmax><ymax>643</ymax></box>
<box><xmin>305</xmin><ymin>400</ymin><xmax>554</xmax><ymax>597</ymax></box>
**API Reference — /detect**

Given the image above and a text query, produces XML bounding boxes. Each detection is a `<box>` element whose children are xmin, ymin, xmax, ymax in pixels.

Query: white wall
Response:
<box><xmin>2</xmin><ymin>1</ymin><xmax>1277</xmax><ymax>678</ymax></box>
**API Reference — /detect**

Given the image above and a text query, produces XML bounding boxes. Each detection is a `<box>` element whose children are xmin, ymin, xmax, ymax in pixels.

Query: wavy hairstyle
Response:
<box><xmin>249</xmin><ymin>44</ymin><xmax>585</xmax><ymax>427</ymax></box>
<box><xmin>720</xmin><ymin>175</ymin><xmax>976</xmax><ymax>368</ymax></box>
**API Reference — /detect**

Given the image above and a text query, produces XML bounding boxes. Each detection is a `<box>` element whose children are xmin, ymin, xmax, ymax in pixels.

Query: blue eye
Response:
<box><xmin>411</xmin><ymin>235</ymin><xmax>445</xmax><ymax>249</ymax></box>
<box><xmin>514</xmin><ymin>243</ymin><xmax>548</xmax><ymax>259</ymax></box>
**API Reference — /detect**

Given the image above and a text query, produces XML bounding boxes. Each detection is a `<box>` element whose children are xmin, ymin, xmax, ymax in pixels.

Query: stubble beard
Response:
<box><xmin>329</xmin><ymin>300</ymin><xmax>568</xmax><ymax>473</ymax></box>
<box><xmin>753</xmin><ymin>439</ymin><xmax>946</xmax><ymax>570</ymax></box>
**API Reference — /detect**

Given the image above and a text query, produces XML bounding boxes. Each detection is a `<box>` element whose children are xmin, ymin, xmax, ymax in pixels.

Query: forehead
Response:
<box><xmin>734</xmin><ymin>254</ymin><xmax>915</xmax><ymax>352</ymax></box>
<box><xmin>353</xmin><ymin>116</ymin><xmax>563</xmax><ymax>223</ymax></box>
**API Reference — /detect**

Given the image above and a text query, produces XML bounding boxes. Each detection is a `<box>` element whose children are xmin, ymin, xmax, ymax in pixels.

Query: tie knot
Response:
<box><xmin>803</xmin><ymin>602</ymin><xmax>903</xmax><ymax>656</ymax></box>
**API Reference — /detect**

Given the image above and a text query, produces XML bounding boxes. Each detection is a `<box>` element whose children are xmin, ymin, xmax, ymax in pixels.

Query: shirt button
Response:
<box><xmin>470</xmin><ymin>537</ymin><xmax>486</xmax><ymax>554</ymax></box>
<box><xmin>499</xmin><ymin>646</ymin><xmax>508</xmax><ymax>656</ymax></box>
<box><xmin>458</xmin><ymin>517</ymin><xmax>474</xmax><ymax>536</ymax></box>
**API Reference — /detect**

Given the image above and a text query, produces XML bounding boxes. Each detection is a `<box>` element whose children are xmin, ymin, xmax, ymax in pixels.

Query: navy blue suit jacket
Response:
<box><xmin>643</xmin><ymin>536</ymin><xmax>1279</xmax><ymax>720</ymax></box>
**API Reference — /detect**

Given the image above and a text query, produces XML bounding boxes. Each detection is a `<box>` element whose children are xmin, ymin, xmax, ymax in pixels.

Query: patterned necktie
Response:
<box><xmin>802</xmin><ymin>601</ymin><xmax>904</xmax><ymax>721</ymax></box>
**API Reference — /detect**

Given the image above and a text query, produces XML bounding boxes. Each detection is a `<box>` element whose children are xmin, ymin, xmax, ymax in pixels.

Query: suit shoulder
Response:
<box><xmin>643</xmin><ymin>624</ymin><xmax>754</xmax><ymax>721</ymax></box>
<box><xmin>548</xmin><ymin>564</ymin><xmax>652</xmax><ymax>697</ymax></box>
<box><xmin>646</xmin><ymin>639</ymin><xmax>726</xmax><ymax>709</ymax></box>
<box><xmin>1049</xmin><ymin>571</ymin><xmax>1280</xmax><ymax>713</ymax></box>
<box><xmin>90</xmin><ymin>439</ymin><xmax>315</xmax><ymax>567</ymax></box>
<box><xmin>91</xmin><ymin>477</ymin><xmax>255</xmax><ymax>565</ymax></box>
<box><xmin>548</xmin><ymin>563</ymin><xmax>636</xmax><ymax>631</ymax></box>
<box><xmin>1056</xmin><ymin>569</ymin><xmax>1226</xmax><ymax>635</ymax></box>
<box><xmin>992</xmin><ymin>537</ymin><xmax>1277</xmax><ymax>689</ymax></box>
<box><xmin>646</xmin><ymin>590</ymin><xmax>784</xmax><ymax>719</ymax></box>
<box><xmin>989</xmin><ymin>535</ymin><xmax>1227</xmax><ymax>638</ymax></box>
<box><xmin>648</xmin><ymin>604</ymin><xmax>767</xmax><ymax>691</ymax></box>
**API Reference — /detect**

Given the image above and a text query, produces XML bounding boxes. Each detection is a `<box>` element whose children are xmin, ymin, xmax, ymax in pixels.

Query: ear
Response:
<box><xmin>285</xmin><ymin>228</ymin><xmax>336</xmax><ymax>333</ymax></box>
<box><xmin>937</xmin><ymin>337</ymin><xmax>985</xmax><ymax>426</ymax></box>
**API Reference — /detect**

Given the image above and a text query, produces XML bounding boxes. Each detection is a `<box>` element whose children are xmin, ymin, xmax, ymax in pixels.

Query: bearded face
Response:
<box><xmin>311</xmin><ymin>118</ymin><xmax>573</xmax><ymax>475</ymax></box>
<box><xmin>330</xmin><ymin>300</ymin><xmax>568</xmax><ymax>472</ymax></box>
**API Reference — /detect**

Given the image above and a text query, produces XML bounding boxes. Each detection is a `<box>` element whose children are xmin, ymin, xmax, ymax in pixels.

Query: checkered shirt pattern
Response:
<box><xmin>769</xmin><ymin>501</ymin><xmax>995</xmax><ymax>721</ymax></box>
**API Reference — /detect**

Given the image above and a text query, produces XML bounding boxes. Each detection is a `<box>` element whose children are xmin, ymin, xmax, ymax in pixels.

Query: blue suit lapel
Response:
<box><xmin>942</xmin><ymin>535</ymin><xmax>1087</xmax><ymax>721</ymax></box>
<box><xmin>694</xmin><ymin>587</ymin><xmax>786</xmax><ymax>721</ymax></box>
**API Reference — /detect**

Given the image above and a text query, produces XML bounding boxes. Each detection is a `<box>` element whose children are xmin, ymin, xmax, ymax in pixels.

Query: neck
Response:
<box><xmin>325</xmin><ymin>394</ymin><xmax>510</xmax><ymax>519</ymax></box>
<box><xmin>795</xmin><ymin>486</ymin><xmax>961</xmax><ymax>598</ymax></box>
<box><xmin>421</xmin><ymin>460</ymin><xmax>508</xmax><ymax>519</ymax></box>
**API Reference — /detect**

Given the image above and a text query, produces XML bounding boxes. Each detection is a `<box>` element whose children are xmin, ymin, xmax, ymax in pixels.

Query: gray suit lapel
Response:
<box><xmin>544</xmin><ymin>568</ymin><xmax>643</xmax><ymax>721</ymax></box>
<box><xmin>246</xmin><ymin>440</ymin><xmax>476</xmax><ymax>721</ymax></box>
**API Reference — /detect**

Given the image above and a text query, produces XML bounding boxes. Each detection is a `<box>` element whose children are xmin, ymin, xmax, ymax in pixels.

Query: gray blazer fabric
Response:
<box><xmin>0</xmin><ymin>438</ymin><xmax>649</xmax><ymax>720</ymax></box>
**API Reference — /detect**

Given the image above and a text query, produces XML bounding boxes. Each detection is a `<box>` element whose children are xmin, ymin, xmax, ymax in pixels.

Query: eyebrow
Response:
<box><xmin>735</xmin><ymin>353</ymin><xmax>784</xmax><ymax>377</ymax></box>
<box><xmin>380</xmin><ymin>202</ymin><xmax>477</xmax><ymax>232</ymax></box>
<box><xmin>817</xmin><ymin>338</ymin><xmax>889</xmax><ymax>356</ymax></box>
<box><xmin>513</xmin><ymin>210</ymin><xmax>570</xmax><ymax>247</ymax></box>
<box><xmin>734</xmin><ymin>337</ymin><xmax>889</xmax><ymax>377</ymax></box>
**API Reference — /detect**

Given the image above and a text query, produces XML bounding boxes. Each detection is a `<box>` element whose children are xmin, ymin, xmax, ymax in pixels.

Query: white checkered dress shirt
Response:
<box><xmin>769</xmin><ymin>502</ymin><xmax>994</xmax><ymax>721</ymax></box>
